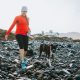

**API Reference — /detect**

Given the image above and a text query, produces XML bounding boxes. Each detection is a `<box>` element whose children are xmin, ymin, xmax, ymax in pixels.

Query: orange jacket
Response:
<box><xmin>6</xmin><ymin>15</ymin><xmax>30</xmax><ymax>35</ymax></box>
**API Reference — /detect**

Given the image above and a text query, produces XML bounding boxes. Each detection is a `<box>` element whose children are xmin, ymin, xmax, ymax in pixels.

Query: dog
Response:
<box><xmin>39</xmin><ymin>43</ymin><xmax>58</xmax><ymax>59</ymax></box>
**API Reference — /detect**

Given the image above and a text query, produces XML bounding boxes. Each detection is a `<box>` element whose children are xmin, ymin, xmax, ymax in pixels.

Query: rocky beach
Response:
<box><xmin>0</xmin><ymin>39</ymin><xmax>80</xmax><ymax>80</ymax></box>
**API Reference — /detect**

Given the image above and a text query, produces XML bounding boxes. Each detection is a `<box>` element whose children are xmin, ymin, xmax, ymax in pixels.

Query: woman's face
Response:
<box><xmin>21</xmin><ymin>11</ymin><xmax>27</xmax><ymax>16</ymax></box>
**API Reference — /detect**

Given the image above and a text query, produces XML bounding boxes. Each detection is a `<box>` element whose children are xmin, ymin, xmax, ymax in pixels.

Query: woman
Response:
<box><xmin>5</xmin><ymin>6</ymin><xmax>31</xmax><ymax>70</ymax></box>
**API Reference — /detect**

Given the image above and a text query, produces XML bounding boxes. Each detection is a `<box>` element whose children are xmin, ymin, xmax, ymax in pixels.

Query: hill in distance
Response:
<box><xmin>59</xmin><ymin>32</ymin><xmax>80</xmax><ymax>40</ymax></box>
<box><xmin>0</xmin><ymin>29</ymin><xmax>80</xmax><ymax>41</ymax></box>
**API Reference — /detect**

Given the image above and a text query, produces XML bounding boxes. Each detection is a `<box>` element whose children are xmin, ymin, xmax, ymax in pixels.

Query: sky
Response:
<box><xmin>0</xmin><ymin>0</ymin><xmax>80</xmax><ymax>34</ymax></box>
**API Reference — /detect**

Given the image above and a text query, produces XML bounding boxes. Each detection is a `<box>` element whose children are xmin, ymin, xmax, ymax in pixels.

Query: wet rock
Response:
<box><xmin>75</xmin><ymin>74</ymin><xmax>80</xmax><ymax>80</ymax></box>
<box><xmin>14</xmin><ymin>59</ymin><xmax>20</xmax><ymax>64</ymax></box>
<box><xmin>27</xmin><ymin>49</ymin><xmax>34</xmax><ymax>56</ymax></box>
<box><xmin>0</xmin><ymin>75</ymin><xmax>2</xmax><ymax>78</ymax></box>
<box><xmin>62</xmin><ymin>69</ymin><xmax>71</xmax><ymax>75</ymax></box>
<box><xmin>67</xmin><ymin>44</ymin><xmax>72</xmax><ymax>48</ymax></box>
<box><xmin>8</xmin><ymin>74</ymin><xmax>15</xmax><ymax>79</ymax></box>
<box><xmin>13</xmin><ymin>71</ymin><xmax>18</xmax><ymax>76</ymax></box>
<box><xmin>66</xmin><ymin>77</ymin><xmax>74</xmax><ymax>80</ymax></box>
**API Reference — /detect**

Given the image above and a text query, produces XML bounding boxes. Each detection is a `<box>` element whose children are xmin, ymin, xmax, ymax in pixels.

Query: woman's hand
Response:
<box><xmin>28</xmin><ymin>30</ymin><xmax>31</xmax><ymax>35</ymax></box>
<box><xmin>27</xmin><ymin>30</ymin><xmax>31</xmax><ymax>36</ymax></box>
<box><xmin>5</xmin><ymin>35</ymin><xmax>8</xmax><ymax>40</ymax></box>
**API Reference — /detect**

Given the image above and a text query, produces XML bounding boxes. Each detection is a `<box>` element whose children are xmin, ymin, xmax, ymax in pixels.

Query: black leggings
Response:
<box><xmin>15</xmin><ymin>34</ymin><xmax>29</xmax><ymax>51</ymax></box>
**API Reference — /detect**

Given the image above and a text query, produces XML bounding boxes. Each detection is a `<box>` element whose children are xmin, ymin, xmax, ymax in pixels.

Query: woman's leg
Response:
<box><xmin>22</xmin><ymin>35</ymin><xmax>29</xmax><ymax>66</ymax></box>
<box><xmin>15</xmin><ymin>35</ymin><xmax>25</xmax><ymax>60</ymax></box>
<box><xmin>15</xmin><ymin>34</ymin><xmax>27</xmax><ymax>69</ymax></box>
<box><xmin>19</xmin><ymin>49</ymin><xmax>25</xmax><ymax>60</ymax></box>
<box><xmin>24</xmin><ymin>51</ymin><xmax>27</xmax><ymax>57</ymax></box>
<box><xmin>23</xmin><ymin>35</ymin><xmax>29</xmax><ymax>57</ymax></box>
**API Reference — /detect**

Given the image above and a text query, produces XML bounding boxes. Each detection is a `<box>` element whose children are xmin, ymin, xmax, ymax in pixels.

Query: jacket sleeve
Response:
<box><xmin>6</xmin><ymin>17</ymin><xmax>17</xmax><ymax>36</ymax></box>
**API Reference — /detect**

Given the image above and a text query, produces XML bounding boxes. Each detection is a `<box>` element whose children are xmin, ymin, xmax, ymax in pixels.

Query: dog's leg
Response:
<box><xmin>48</xmin><ymin>52</ymin><xmax>50</xmax><ymax>59</ymax></box>
<box><xmin>46</xmin><ymin>51</ymin><xmax>48</xmax><ymax>58</ymax></box>
<box><xmin>39</xmin><ymin>50</ymin><xmax>42</xmax><ymax>58</ymax></box>
<box><xmin>47</xmin><ymin>58</ymin><xmax>52</xmax><ymax>67</ymax></box>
